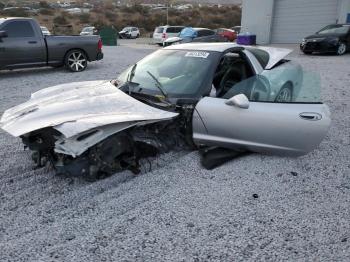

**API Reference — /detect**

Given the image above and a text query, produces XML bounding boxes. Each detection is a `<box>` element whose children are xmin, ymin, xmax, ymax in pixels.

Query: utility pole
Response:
<box><xmin>166</xmin><ymin>2</ymin><xmax>169</xmax><ymax>25</ymax></box>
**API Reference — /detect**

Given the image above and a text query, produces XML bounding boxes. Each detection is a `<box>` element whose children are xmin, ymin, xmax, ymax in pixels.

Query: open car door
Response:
<box><xmin>193</xmin><ymin>75</ymin><xmax>331</xmax><ymax>156</ymax></box>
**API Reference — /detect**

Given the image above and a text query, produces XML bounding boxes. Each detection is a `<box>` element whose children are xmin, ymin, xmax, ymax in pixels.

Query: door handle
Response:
<box><xmin>299</xmin><ymin>112</ymin><xmax>322</xmax><ymax>121</ymax></box>
<box><xmin>28</xmin><ymin>41</ymin><xmax>37</xmax><ymax>44</ymax></box>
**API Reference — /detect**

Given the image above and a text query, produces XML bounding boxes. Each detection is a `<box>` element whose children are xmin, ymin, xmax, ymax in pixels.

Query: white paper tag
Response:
<box><xmin>185</xmin><ymin>51</ymin><xmax>210</xmax><ymax>58</ymax></box>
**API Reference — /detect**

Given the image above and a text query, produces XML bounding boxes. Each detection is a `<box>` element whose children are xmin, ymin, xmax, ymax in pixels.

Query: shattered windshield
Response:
<box><xmin>118</xmin><ymin>49</ymin><xmax>217</xmax><ymax>97</ymax></box>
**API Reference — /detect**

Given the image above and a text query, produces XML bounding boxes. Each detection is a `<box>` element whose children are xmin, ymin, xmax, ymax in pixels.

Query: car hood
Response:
<box><xmin>0</xmin><ymin>80</ymin><xmax>178</xmax><ymax>138</ymax></box>
<box><xmin>304</xmin><ymin>33</ymin><xmax>346</xmax><ymax>39</ymax></box>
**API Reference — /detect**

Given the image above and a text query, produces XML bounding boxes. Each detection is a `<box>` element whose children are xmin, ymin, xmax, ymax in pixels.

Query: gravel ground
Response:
<box><xmin>0</xmin><ymin>45</ymin><xmax>349</xmax><ymax>262</ymax></box>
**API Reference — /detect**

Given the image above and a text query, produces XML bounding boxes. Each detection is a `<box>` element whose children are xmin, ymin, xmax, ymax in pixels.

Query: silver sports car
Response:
<box><xmin>0</xmin><ymin>43</ymin><xmax>331</xmax><ymax>179</ymax></box>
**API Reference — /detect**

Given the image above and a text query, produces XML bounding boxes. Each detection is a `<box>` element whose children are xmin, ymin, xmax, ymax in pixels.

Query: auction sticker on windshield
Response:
<box><xmin>185</xmin><ymin>51</ymin><xmax>210</xmax><ymax>58</ymax></box>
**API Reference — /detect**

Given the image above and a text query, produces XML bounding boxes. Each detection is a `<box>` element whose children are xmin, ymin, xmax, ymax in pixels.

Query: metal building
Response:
<box><xmin>241</xmin><ymin>0</ymin><xmax>350</xmax><ymax>44</ymax></box>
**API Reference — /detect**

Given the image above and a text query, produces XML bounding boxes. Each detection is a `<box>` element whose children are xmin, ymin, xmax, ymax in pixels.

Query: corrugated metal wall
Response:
<box><xmin>270</xmin><ymin>0</ymin><xmax>338</xmax><ymax>43</ymax></box>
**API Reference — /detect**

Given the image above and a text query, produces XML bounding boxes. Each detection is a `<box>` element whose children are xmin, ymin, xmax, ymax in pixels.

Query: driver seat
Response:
<box><xmin>216</xmin><ymin>61</ymin><xmax>247</xmax><ymax>98</ymax></box>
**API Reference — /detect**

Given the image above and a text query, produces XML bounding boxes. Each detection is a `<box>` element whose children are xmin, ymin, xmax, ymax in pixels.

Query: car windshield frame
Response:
<box><xmin>317</xmin><ymin>24</ymin><xmax>350</xmax><ymax>35</ymax></box>
<box><xmin>82</xmin><ymin>27</ymin><xmax>94</xmax><ymax>32</ymax></box>
<box><xmin>117</xmin><ymin>49</ymin><xmax>221</xmax><ymax>99</ymax></box>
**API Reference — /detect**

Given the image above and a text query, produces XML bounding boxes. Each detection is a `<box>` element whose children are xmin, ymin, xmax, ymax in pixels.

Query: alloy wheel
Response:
<box><xmin>276</xmin><ymin>87</ymin><xmax>292</xmax><ymax>102</ymax></box>
<box><xmin>67</xmin><ymin>52</ymin><xmax>87</xmax><ymax>72</ymax></box>
<box><xmin>337</xmin><ymin>43</ymin><xmax>347</xmax><ymax>55</ymax></box>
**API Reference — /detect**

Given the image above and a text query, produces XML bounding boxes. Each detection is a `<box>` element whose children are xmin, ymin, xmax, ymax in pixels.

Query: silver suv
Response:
<box><xmin>153</xmin><ymin>25</ymin><xmax>184</xmax><ymax>46</ymax></box>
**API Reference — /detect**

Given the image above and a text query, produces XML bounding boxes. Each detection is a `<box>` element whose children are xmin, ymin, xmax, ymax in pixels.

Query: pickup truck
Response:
<box><xmin>0</xmin><ymin>17</ymin><xmax>103</xmax><ymax>72</ymax></box>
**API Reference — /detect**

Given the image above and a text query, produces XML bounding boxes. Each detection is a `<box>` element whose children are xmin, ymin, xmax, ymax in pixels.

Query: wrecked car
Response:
<box><xmin>0</xmin><ymin>43</ymin><xmax>331</xmax><ymax>179</ymax></box>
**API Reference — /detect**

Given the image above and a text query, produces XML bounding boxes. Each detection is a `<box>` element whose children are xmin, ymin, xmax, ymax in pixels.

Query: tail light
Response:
<box><xmin>162</xmin><ymin>33</ymin><xmax>167</xmax><ymax>39</ymax></box>
<box><xmin>98</xmin><ymin>39</ymin><xmax>103</xmax><ymax>51</ymax></box>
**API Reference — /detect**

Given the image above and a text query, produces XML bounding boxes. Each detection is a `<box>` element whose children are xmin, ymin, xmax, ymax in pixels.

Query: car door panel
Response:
<box><xmin>0</xmin><ymin>20</ymin><xmax>45</xmax><ymax>68</ymax></box>
<box><xmin>193</xmin><ymin>97</ymin><xmax>331</xmax><ymax>156</ymax></box>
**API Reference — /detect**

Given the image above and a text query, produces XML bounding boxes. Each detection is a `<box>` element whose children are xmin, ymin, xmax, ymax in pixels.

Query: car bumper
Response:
<box><xmin>96</xmin><ymin>52</ymin><xmax>103</xmax><ymax>61</ymax></box>
<box><xmin>300</xmin><ymin>41</ymin><xmax>338</xmax><ymax>53</ymax></box>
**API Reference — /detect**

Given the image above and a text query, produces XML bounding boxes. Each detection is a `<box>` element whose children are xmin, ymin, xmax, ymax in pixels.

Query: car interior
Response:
<box><xmin>212</xmin><ymin>52</ymin><xmax>254</xmax><ymax>98</ymax></box>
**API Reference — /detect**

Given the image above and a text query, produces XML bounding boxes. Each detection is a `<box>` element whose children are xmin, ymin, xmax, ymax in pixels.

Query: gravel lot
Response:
<box><xmin>0</xmin><ymin>45</ymin><xmax>349</xmax><ymax>262</ymax></box>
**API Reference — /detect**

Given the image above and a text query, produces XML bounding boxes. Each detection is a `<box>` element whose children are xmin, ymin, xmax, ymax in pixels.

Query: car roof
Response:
<box><xmin>164</xmin><ymin>42</ymin><xmax>293</xmax><ymax>70</ymax></box>
<box><xmin>194</xmin><ymin>27</ymin><xmax>211</xmax><ymax>31</ymax></box>
<box><xmin>165</xmin><ymin>42</ymin><xmax>243</xmax><ymax>52</ymax></box>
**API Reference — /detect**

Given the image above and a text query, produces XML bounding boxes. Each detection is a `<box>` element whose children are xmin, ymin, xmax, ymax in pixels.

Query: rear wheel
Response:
<box><xmin>337</xmin><ymin>42</ymin><xmax>347</xmax><ymax>55</ymax></box>
<box><xmin>65</xmin><ymin>50</ymin><xmax>88</xmax><ymax>72</ymax></box>
<box><xmin>275</xmin><ymin>84</ymin><xmax>293</xmax><ymax>103</ymax></box>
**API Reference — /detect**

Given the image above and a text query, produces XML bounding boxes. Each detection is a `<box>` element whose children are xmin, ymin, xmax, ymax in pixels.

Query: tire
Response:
<box><xmin>275</xmin><ymin>84</ymin><xmax>293</xmax><ymax>103</ymax></box>
<box><xmin>302</xmin><ymin>50</ymin><xmax>312</xmax><ymax>55</ymax></box>
<box><xmin>336</xmin><ymin>42</ymin><xmax>347</xmax><ymax>56</ymax></box>
<box><xmin>64</xmin><ymin>49</ymin><xmax>88</xmax><ymax>72</ymax></box>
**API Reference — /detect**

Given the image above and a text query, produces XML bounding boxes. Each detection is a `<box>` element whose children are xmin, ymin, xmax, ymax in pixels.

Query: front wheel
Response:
<box><xmin>302</xmin><ymin>51</ymin><xmax>312</xmax><ymax>55</ymax></box>
<box><xmin>65</xmin><ymin>50</ymin><xmax>88</xmax><ymax>72</ymax></box>
<box><xmin>337</xmin><ymin>42</ymin><xmax>347</xmax><ymax>55</ymax></box>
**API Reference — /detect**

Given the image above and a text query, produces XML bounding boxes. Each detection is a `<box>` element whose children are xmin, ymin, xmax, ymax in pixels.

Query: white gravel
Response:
<box><xmin>0</xmin><ymin>45</ymin><xmax>349</xmax><ymax>262</ymax></box>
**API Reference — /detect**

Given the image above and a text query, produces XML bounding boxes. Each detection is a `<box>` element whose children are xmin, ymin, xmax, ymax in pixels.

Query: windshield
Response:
<box><xmin>317</xmin><ymin>25</ymin><xmax>350</xmax><ymax>35</ymax></box>
<box><xmin>155</xmin><ymin>27</ymin><xmax>164</xmax><ymax>33</ymax></box>
<box><xmin>0</xmin><ymin>19</ymin><xmax>5</xmax><ymax>26</ymax></box>
<box><xmin>122</xmin><ymin>27</ymin><xmax>132</xmax><ymax>31</ymax></box>
<box><xmin>82</xmin><ymin>27</ymin><xmax>93</xmax><ymax>32</ymax></box>
<box><xmin>222</xmin><ymin>69</ymin><xmax>321</xmax><ymax>103</ymax></box>
<box><xmin>117</xmin><ymin>49</ymin><xmax>217</xmax><ymax>97</ymax></box>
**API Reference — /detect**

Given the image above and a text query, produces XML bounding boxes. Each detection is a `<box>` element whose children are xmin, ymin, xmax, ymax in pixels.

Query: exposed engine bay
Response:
<box><xmin>20</xmin><ymin>94</ymin><xmax>196</xmax><ymax>180</ymax></box>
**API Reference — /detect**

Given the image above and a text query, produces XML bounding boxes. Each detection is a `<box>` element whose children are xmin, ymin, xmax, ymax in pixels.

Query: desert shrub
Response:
<box><xmin>105</xmin><ymin>10</ymin><xmax>116</xmax><ymax>22</ymax></box>
<box><xmin>79</xmin><ymin>13</ymin><xmax>91</xmax><ymax>24</ymax></box>
<box><xmin>39</xmin><ymin>8</ymin><xmax>54</xmax><ymax>16</ymax></box>
<box><xmin>3</xmin><ymin>8</ymin><xmax>29</xmax><ymax>17</ymax></box>
<box><xmin>39</xmin><ymin>1</ymin><xmax>50</xmax><ymax>9</ymax></box>
<box><xmin>53</xmin><ymin>15</ymin><xmax>68</xmax><ymax>25</ymax></box>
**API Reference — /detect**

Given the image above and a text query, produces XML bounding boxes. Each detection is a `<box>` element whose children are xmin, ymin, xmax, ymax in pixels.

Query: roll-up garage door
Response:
<box><xmin>271</xmin><ymin>0</ymin><xmax>338</xmax><ymax>43</ymax></box>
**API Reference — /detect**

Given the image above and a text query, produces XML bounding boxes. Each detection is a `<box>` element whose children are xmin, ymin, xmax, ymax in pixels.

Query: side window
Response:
<box><xmin>198</xmin><ymin>30</ymin><xmax>215</xmax><ymax>37</ymax></box>
<box><xmin>246</xmin><ymin>48</ymin><xmax>269</xmax><ymax>68</ymax></box>
<box><xmin>220</xmin><ymin>68</ymin><xmax>321</xmax><ymax>103</ymax></box>
<box><xmin>166</xmin><ymin>27</ymin><xmax>175</xmax><ymax>33</ymax></box>
<box><xmin>197</xmin><ymin>30</ymin><xmax>205</xmax><ymax>37</ymax></box>
<box><xmin>174</xmin><ymin>27</ymin><xmax>184</xmax><ymax>33</ymax></box>
<box><xmin>2</xmin><ymin>21</ymin><xmax>35</xmax><ymax>37</ymax></box>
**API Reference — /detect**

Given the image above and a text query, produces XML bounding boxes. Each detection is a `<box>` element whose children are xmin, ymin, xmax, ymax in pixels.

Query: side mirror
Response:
<box><xmin>0</xmin><ymin>31</ymin><xmax>8</xmax><ymax>38</ymax></box>
<box><xmin>225</xmin><ymin>94</ymin><xmax>250</xmax><ymax>109</ymax></box>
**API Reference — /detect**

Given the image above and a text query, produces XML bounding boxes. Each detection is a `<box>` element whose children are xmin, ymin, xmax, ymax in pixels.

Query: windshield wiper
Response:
<box><xmin>146</xmin><ymin>71</ymin><xmax>168</xmax><ymax>99</ymax></box>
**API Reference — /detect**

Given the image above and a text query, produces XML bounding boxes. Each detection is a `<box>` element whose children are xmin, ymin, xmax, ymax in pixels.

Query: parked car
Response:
<box><xmin>118</xmin><ymin>27</ymin><xmax>140</xmax><ymax>39</ymax></box>
<box><xmin>163</xmin><ymin>27</ymin><xmax>227</xmax><ymax>46</ymax></box>
<box><xmin>0</xmin><ymin>18</ymin><xmax>103</xmax><ymax>72</ymax></box>
<box><xmin>0</xmin><ymin>43</ymin><xmax>331</xmax><ymax>179</ymax></box>
<box><xmin>80</xmin><ymin>26</ymin><xmax>98</xmax><ymax>36</ymax></box>
<box><xmin>231</xmin><ymin>26</ymin><xmax>241</xmax><ymax>34</ymax></box>
<box><xmin>40</xmin><ymin>26</ymin><xmax>51</xmax><ymax>36</ymax></box>
<box><xmin>216</xmin><ymin>28</ymin><xmax>237</xmax><ymax>42</ymax></box>
<box><xmin>300</xmin><ymin>24</ymin><xmax>350</xmax><ymax>55</ymax></box>
<box><xmin>153</xmin><ymin>25</ymin><xmax>185</xmax><ymax>46</ymax></box>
